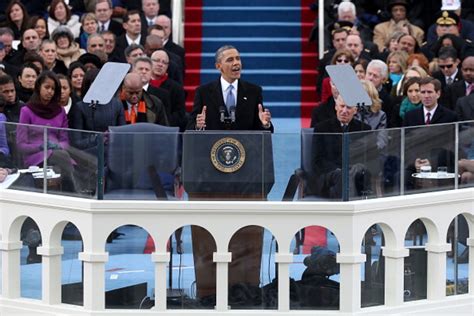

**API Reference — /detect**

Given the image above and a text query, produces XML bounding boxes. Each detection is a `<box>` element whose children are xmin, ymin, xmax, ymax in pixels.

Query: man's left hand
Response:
<box><xmin>258</xmin><ymin>104</ymin><xmax>271</xmax><ymax>128</ymax></box>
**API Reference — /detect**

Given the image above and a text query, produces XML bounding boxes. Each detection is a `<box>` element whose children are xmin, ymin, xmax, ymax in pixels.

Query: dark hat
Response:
<box><xmin>51</xmin><ymin>26</ymin><xmax>74</xmax><ymax>43</ymax></box>
<box><xmin>78</xmin><ymin>53</ymin><xmax>102</xmax><ymax>69</ymax></box>
<box><xmin>388</xmin><ymin>0</ymin><xmax>409</xmax><ymax>10</ymax></box>
<box><xmin>436</xmin><ymin>10</ymin><xmax>460</xmax><ymax>26</ymax></box>
<box><xmin>329</xmin><ymin>20</ymin><xmax>354</xmax><ymax>35</ymax></box>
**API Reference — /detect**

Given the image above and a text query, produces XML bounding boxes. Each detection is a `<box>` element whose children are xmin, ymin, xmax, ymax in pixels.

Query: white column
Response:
<box><xmin>467</xmin><ymin>238</ymin><xmax>474</xmax><ymax>294</ymax></box>
<box><xmin>78</xmin><ymin>252</ymin><xmax>108</xmax><ymax>311</ymax></box>
<box><xmin>213</xmin><ymin>252</ymin><xmax>231</xmax><ymax>311</ymax></box>
<box><xmin>275</xmin><ymin>253</ymin><xmax>292</xmax><ymax>312</ymax></box>
<box><xmin>337</xmin><ymin>253</ymin><xmax>366</xmax><ymax>313</ymax></box>
<box><xmin>425</xmin><ymin>243</ymin><xmax>451</xmax><ymax>300</ymax></box>
<box><xmin>151</xmin><ymin>252</ymin><xmax>170</xmax><ymax>311</ymax></box>
<box><xmin>382</xmin><ymin>247</ymin><xmax>409</xmax><ymax>306</ymax></box>
<box><xmin>0</xmin><ymin>241</ymin><xmax>22</xmax><ymax>299</ymax></box>
<box><xmin>37</xmin><ymin>246</ymin><xmax>64</xmax><ymax>305</ymax></box>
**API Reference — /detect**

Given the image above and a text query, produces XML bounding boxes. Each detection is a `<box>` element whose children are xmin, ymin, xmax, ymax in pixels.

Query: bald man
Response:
<box><xmin>121</xmin><ymin>72</ymin><xmax>168</xmax><ymax>125</ymax></box>
<box><xmin>155</xmin><ymin>14</ymin><xmax>185</xmax><ymax>68</ymax></box>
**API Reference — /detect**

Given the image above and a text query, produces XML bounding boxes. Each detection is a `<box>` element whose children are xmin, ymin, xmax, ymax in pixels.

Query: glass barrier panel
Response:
<box><xmin>266</xmin><ymin>133</ymin><xmax>299</xmax><ymax>201</ymax></box>
<box><xmin>105</xmin><ymin>225</ymin><xmax>155</xmax><ymax>309</ymax></box>
<box><xmin>302</xmin><ymin>132</ymin><xmax>344</xmax><ymax>201</ymax></box>
<box><xmin>348</xmin><ymin>128</ymin><xmax>402</xmax><ymax>200</ymax></box>
<box><xmin>404</xmin><ymin>123</ymin><xmax>456</xmax><ymax>195</ymax></box>
<box><xmin>182</xmin><ymin>131</ymin><xmax>266</xmax><ymax>201</ymax></box>
<box><xmin>102</xmin><ymin>130</ymin><xmax>180</xmax><ymax>200</ymax></box>
<box><xmin>20</xmin><ymin>217</ymin><xmax>42</xmax><ymax>299</ymax></box>
<box><xmin>61</xmin><ymin>222</ymin><xmax>83</xmax><ymax>306</ymax></box>
<box><xmin>446</xmin><ymin>215</ymin><xmax>469</xmax><ymax>296</ymax></box>
<box><xmin>458</xmin><ymin>121</ymin><xmax>474</xmax><ymax>188</ymax></box>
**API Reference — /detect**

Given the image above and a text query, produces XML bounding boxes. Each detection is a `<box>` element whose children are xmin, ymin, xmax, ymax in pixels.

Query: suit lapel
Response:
<box><xmin>210</xmin><ymin>80</ymin><xmax>225</xmax><ymax>112</ymax></box>
<box><xmin>236</xmin><ymin>80</ymin><xmax>249</xmax><ymax>119</ymax></box>
<box><xmin>430</xmin><ymin>107</ymin><xmax>442</xmax><ymax>124</ymax></box>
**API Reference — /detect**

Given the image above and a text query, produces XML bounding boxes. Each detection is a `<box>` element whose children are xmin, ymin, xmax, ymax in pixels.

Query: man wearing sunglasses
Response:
<box><xmin>433</xmin><ymin>47</ymin><xmax>461</xmax><ymax>98</ymax></box>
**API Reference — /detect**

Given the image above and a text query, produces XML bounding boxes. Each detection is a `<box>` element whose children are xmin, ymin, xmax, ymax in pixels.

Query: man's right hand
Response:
<box><xmin>196</xmin><ymin>106</ymin><xmax>207</xmax><ymax>130</ymax></box>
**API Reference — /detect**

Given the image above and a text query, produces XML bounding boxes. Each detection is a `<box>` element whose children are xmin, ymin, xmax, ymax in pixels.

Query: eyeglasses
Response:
<box><xmin>336</xmin><ymin>58</ymin><xmax>350</xmax><ymax>63</ymax></box>
<box><xmin>439</xmin><ymin>64</ymin><xmax>454</xmax><ymax>69</ymax></box>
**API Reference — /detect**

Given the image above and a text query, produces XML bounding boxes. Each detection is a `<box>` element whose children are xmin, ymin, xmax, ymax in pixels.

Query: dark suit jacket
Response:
<box><xmin>443</xmin><ymin>80</ymin><xmax>468</xmax><ymax>110</ymax></box>
<box><xmin>157</xmin><ymin>78</ymin><xmax>187</xmax><ymax>129</ymax></box>
<box><xmin>432</xmin><ymin>70</ymin><xmax>463</xmax><ymax>92</ymax></box>
<box><xmin>455</xmin><ymin>93</ymin><xmax>474</xmax><ymax>121</ymax></box>
<box><xmin>165</xmin><ymin>40</ymin><xmax>185</xmax><ymax>69</ymax></box>
<box><xmin>403</xmin><ymin>105</ymin><xmax>458</xmax><ymax>127</ymax></box>
<box><xmin>188</xmin><ymin>79</ymin><xmax>273</xmax><ymax>131</ymax></box>
<box><xmin>148</xmin><ymin>84</ymin><xmax>187</xmax><ymax>130</ymax></box>
<box><xmin>310</xmin><ymin>97</ymin><xmax>336</xmax><ymax>127</ymax></box>
<box><xmin>108</xmin><ymin>19</ymin><xmax>124</xmax><ymax>37</ymax></box>
<box><xmin>115</xmin><ymin>34</ymin><xmax>147</xmax><ymax>63</ymax></box>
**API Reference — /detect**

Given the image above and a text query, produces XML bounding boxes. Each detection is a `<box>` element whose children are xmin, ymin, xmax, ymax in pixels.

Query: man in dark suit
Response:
<box><xmin>455</xmin><ymin>92</ymin><xmax>474</xmax><ymax>121</ymax></box>
<box><xmin>404</xmin><ymin>77</ymin><xmax>458</xmax><ymax>127</ymax></box>
<box><xmin>310</xmin><ymin>94</ymin><xmax>371</xmax><ymax>199</ymax></box>
<box><xmin>115</xmin><ymin>10</ymin><xmax>146</xmax><ymax>63</ymax></box>
<box><xmin>441</xmin><ymin>56</ymin><xmax>474</xmax><ymax>110</ymax></box>
<box><xmin>140</xmin><ymin>0</ymin><xmax>160</xmax><ymax>36</ymax></box>
<box><xmin>432</xmin><ymin>46</ymin><xmax>462</xmax><ymax>93</ymax></box>
<box><xmin>95</xmin><ymin>0</ymin><xmax>123</xmax><ymax>37</ymax></box>
<box><xmin>155</xmin><ymin>15</ymin><xmax>186</xmax><ymax>68</ymax></box>
<box><xmin>188</xmin><ymin>45</ymin><xmax>273</xmax><ymax>131</ymax></box>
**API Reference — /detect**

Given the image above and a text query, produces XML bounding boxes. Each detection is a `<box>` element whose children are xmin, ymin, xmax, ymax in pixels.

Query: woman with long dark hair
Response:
<box><xmin>16</xmin><ymin>71</ymin><xmax>78</xmax><ymax>192</ymax></box>
<box><xmin>3</xmin><ymin>0</ymin><xmax>29</xmax><ymax>40</ymax></box>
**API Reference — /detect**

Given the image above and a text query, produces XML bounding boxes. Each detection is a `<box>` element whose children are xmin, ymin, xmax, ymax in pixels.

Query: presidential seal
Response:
<box><xmin>210</xmin><ymin>137</ymin><xmax>246</xmax><ymax>173</ymax></box>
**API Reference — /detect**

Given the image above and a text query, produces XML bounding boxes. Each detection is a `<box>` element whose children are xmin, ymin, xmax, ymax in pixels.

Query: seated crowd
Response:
<box><xmin>310</xmin><ymin>0</ymin><xmax>474</xmax><ymax>199</ymax></box>
<box><xmin>0</xmin><ymin>0</ymin><xmax>186</xmax><ymax>191</ymax></box>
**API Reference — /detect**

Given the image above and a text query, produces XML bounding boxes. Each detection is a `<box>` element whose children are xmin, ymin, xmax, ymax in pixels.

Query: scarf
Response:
<box><xmin>399</xmin><ymin>97</ymin><xmax>421</xmax><ymax>119</ymax></box>
<box><xmin>120</xmin><ymin>90</ymin><xmax>147</xmax><ymax>124</ymax></box>
<box><xmin>26</xmin><ymin>102</ymin><xmax>62</xmax><ymax>119</ymax></box>
<box><xmin>149</xmin><ymin>73</ymin><xmax>168</xmax><ymax>88</ymax></box>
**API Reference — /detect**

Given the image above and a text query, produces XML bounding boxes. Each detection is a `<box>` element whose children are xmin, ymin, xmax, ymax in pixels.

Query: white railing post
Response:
<box><xmin>425</xmin><ymin>243</ymin><xmax>451</xmax><ymax>300</ymax></box>
<box><xmin>172</xmin><ymin>0</ymin><xmax>184</xmax><ymax>46</ymax></box>
<box><xmin>213</xmin><ymin>252</ymin><xmax>231</xmax><ymax>311</ymax></box>
<box><xmin>337</xmin><ymin>253</ymin><xmax>365</xmax><ymax>313</ymax></box>
<box><xmin>382</xmin><ymin>247</ymin><xmax>409</xmax><ymax>306</ymax></box>
<box><xmin>466</xmin><ymin>238</ymin><xmax>474</xmax><ymax>293</ymax></box>
<box><xmin>0</xmin><ymin>241</ymin><xmax>22</xmax><ymax>298</ymax></box>
<box><xmin>151</xmin><ymin>252</ymin><xmax>170</xmax><ymax>311</ymax></box>
<box><xmin>78</xmin><ymin>252</ymin><xmax>108</xmax><ymax>310</ymax></box>
<box><xmin>275</xmin><ymin>253</ymin><xmax>292</xmax><ymax>312</ymax></box>
<box><xmin>37</xmin><ymin>246</ymin><xmax>64</xmax><ymax>305</ymax></box>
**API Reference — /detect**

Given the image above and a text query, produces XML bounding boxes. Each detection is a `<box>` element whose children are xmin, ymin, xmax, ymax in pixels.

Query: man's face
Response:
<box><xmin>134</xmin><ymin>61</ymin><xmax>152</xmax><ymax>85</ymax></box>
<box><xmin>436</xmin><ymin>24</ymin><xmax>459</xmax><ymax>37</ymax></box>
<box><xmin>0</xmin><ymin>82</ymin><xmax>16</xmax><ymax>103</ymax></box>
<box><xmin>142</xmin><ymin>0</ymin><xmax>159</xmax><ymax>18</ymax></box>
<box><xmin>102</xmin><ymin>33</ymin><xmax>115</xmax><ymax>54</ymax></box>
<box><xmin>335</xmin><ymin>96</ymin><xmax>357</xmax><ymax>124</ymax></box>
<box><xmin>150</xmin><ymin>29</ymin><xmax>165</xmax><ymax>42</ymax></box>
<box><xmin>123</xmin><ymin>80</ymin><xmax>143</xmax><ymax>104</ymax></box>
<box><xmin>156</xmin><ymin>16</ymin><xmax>171</xmax><ymax>41</ymax></box>
<box><xmin>438</xmin><ymin>57</ymin><xmax>459</xmax><ymax>77</ymax></box>
<box><xmin>0</xmin><ymin>34</ymin><xmax>13</xmax><ymax>55</ymax></box>
<box><xmin>151</xmin><ymin>50</ymin><xmax>169</xmax><ymax>77</ymax></box>
<box><xmin>365</xmin><ymin>66</ymin><xmax>384</xmax><ymax>89</ymax></box>
<box><xmin>126</xmin><ymin>48</ymin><xmax>144</xmax><ymax>64</ymax></box>
<box><xmin>338</xmin><ymin>10</ymin><xmax>355</xmax><ymax>22</ymax></box>
<box><xmin>332</xmin><ymin>31</ymin><xmax>347</xmax><ymax>50</ymax></box>
<box><xmin>345</xmin><ymin>35</ymin><xmax>362</xmax><ymax>59</ymax></box>
<box><xmin>123</xmin><ymin>13</ymin><xmax>142</xmax><ymax>36</ymax></box>
<box><xmin>398</xmin><ymin>35</ymin><xmax>416</xmax><ymax>54</ymax></box>
<box><xmin>462</xmin><ymin>57</ymin><xmax>474</xmax><ymax>84</ymax></box>
<box><xmin>420</xmin><ymin>83</ymin><xmax>440</xmax><ymax>110</ymax></box>
<box><xmin>391</xmin><ymin>5</ymin><xmax>406</xmax><ymax>22</ymax></box>
<box><xmin>87</xmin><ymin>36</ymin><xmax>105</xmax><ymax>53</ymax></box>
<box><xmin>22</xmin><ymin>30</ymin><xmax>40</xmax><ymax>51</ymax></box>
<box><xmin>95</xmin><ymin>2</ymin><xmax>112</xmax><ymax>23</ymax></box>
<box><xmin>216</xmin><ymin>48</ymin><xmax>242</xmax><ymax>83</ymax></box>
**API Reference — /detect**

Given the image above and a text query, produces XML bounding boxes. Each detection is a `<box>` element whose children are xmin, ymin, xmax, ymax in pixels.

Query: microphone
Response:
<box><xmin>229</xmin><ymin>106</ymin><xmax>236</xmax><ymax>123</ymax></box>
<box><xmin>219</xmin><ymin>106</ymin><xmax>226</xmax><ymax>122</ymax></box>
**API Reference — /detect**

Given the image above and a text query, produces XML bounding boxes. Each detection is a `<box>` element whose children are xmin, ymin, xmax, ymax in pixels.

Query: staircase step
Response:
<box><xmin>185</xmin><ymin>37</ymin><xmax>304</xmax><ymax>53</ymax></box>
<box><xmin>202</xmin><ymin>0</ymin><xmax>303</xmax><ymax>6</ymax></box>
<box><xmin>186</xmin><ymin>6</ymin><xmax>309</xmax><ymax>22</ymax></box>
<box><xmin>185</xmin><ymin>22</ymin><xmax>313</xmax><ymax>38</ymax></box>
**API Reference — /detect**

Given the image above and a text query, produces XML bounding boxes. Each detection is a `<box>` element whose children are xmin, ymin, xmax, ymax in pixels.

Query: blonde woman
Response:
<box><xmin>356</xmin><ymin>80</ymin><xmax>386</xmax><ymax>130</ymax></box>
<box><xmin>387</xmin><ymin>50</ymin><xmax>408</xmax><ymax>87</ymax></box>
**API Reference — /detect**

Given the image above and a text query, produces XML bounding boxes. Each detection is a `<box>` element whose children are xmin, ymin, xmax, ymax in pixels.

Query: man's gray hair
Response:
<box><xmin>338</xmin><ymin>1</ymin><xmax>356</xmax><ymax>17</ymax></box>
<box><xmin>215</xmin><ymin>45</ymin><xmax>237</xmax><ymax>64</ymax></box>
<box><xmin>367</xmin><ymin>59</ymin><xmax>388</xmax><ymax>79</ymax></box>
<box><xmin>133</xmin><ymin>55</ymin><xmax>153</xmax><ymax>68</ymax></box>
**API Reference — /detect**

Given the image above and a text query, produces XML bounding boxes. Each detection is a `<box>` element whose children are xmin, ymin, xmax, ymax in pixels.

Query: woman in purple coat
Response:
<box><xmin>16</xmin><ymin>71</ymin><xmax>78</xmax><ymax>192</ymax></box>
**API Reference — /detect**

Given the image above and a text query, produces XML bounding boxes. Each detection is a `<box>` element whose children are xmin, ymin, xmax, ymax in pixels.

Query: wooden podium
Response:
<box><xmin>183</xmin><ymin>131</ymin><xmax>274</xmax><ymax>300</ymax></box>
